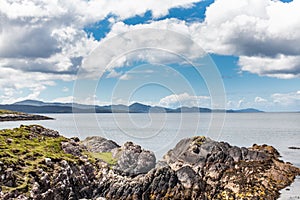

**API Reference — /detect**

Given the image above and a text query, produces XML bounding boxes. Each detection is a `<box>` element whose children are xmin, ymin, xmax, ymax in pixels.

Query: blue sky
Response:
<box><xmin>0</xmin><ymin>0</ymin><xmax>299</xmax><ymax>111</ymax></box>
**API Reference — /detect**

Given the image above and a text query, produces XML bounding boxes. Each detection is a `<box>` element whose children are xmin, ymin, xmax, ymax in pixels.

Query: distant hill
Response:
<box><xmin>226</xmin><ymin>108</ymin><xmax>264</xmax><ymax>113</ymax></box>
<box><xmin>129</xmin><ymin>103</ymin><xmax>151</xmax><ymax>113</ymax></box>
<box><xmin>0</xmin><ymin>100</ymin><xmax>264</xmax><ymax>113</ymax></box>
<box><xmin>13</xmin><ymin>100</ymin><xmax>46</xmax><ymax>106</ymax></box>
<box><xmin>173</xmin><ymin>107</ymin><xmax>212</xmax><ymax>113</ymax></box>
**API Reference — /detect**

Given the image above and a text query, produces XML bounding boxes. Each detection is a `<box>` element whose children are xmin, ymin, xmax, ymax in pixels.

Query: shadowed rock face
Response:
<box><xmin>0</xmin><ymin>126</ymin><xmax>299</xmax><ymax>200</ymax></box>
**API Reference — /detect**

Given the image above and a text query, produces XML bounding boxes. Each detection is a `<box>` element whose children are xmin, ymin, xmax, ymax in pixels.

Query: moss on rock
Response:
<box><xmin>0</xmin><ymin>126</ymin><xmax>75</xmax><ymax>194</ymax></box>
<box><xmin>0</xmin><ymin>125</ymin><xmax>299</xmax><ymax>200</ymax></box>
<box><xmin>0</xmin><ymin>125</ymin><xmax>118</xmax><ymax>197</ymax></box>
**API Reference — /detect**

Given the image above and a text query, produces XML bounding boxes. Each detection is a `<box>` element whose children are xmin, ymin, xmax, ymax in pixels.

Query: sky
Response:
<box><xmin>0</xmin><ymin>0</ymin><xmax>299</xmax><ymax>111</ymax></box>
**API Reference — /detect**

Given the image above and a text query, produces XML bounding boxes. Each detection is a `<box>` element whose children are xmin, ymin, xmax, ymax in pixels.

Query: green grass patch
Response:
<box><xmin>0</xmin><ymin>109</ymin><xmax>22</xmax><ymax>114</ymax></box>
<box><xmin>0</xmin><ymin>126</ymin><xmax>77</xmax><ymax>195</ymax></box>
<box><xmin>0</xmin><ymin>125</ymin><xmax>119</xmax><ymax>197</ymax></box>
<box><xmin>88</xmin><ymin>152</ymin><xmax>118</xmax><ymax>166</ymax></box>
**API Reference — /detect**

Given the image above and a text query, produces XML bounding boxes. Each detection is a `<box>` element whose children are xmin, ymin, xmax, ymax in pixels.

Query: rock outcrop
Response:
<box><xmin>82</xmin><ymin>136</ymin><xmax>156</xmax><ymax>176</ymax></box>
<box><xmin>0</xmin><ymin>110</ymin><xmax>53</xmax><ymax>121</ymax></box>
<box><xmin>82</xmin><ymin>136</ymin><xmax>120</xmax><ymax>153</ymax></box>
<box><xmin>162</xmin><ymin>136</ymin><xmax>300</xmax><ymax>199</ymax></box>
<box><xmin>0</xmin><ymin>125</ymin><xmax>299</xmax><ymax>200</ymax></box>
<box><xmin>112</xmin><ymin>141</ymin><xmax>156</xmax><ymax>176</ymax></box>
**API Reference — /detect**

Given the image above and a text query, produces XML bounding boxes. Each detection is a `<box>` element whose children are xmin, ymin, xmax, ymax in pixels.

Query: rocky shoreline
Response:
<box><xmin>0</xmin><ymin>110</ymin><xmax>53</xmax><ymax>121</ymax></box>
<box><xmin>0</xmin><ymin>125</ymin><xmax>299</xmax><ymax>199</ymax></box>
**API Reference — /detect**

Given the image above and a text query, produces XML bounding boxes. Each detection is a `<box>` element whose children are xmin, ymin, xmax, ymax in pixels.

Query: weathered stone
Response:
<box><xmin>44</xmin><ymin>158</ymin><xmax>52</xmax><ymax>167</ymax></box>
<box><xmin>176</xmin><ymin>166</ymin><xmax>203</xmax><ymax>189</ymax></box>
<box><xmin>61</xmin><ymin>140</ymin><xmax>84</xmax><ymax>156</ymax></box>
<box><xmin>82</xmin><ymin>136</ymin><xmax>120</xmax><ymax>153</ymax></box>
<box><xmin>6</xmin><ymin>138</ymin><xmax>13</xmax><ymax>144</ymax></box>
<box><xmin>21</xmin><ymin>125</ymin><xmax>60</xmax><ymax>137</ymax></box>
<box><xmin>251</xmin><ymin>143</ymin><xmax>281</xmax><ymax>158</ymax></box>
<box><xmin>113</xmin><ymin>142</ymin><xmax>156</xmax><ymax>176</ymax></box>
<box><xmin>1</xmin><ymin>126</ymin><xmax>299</xmax><ymax>200</ymax></box>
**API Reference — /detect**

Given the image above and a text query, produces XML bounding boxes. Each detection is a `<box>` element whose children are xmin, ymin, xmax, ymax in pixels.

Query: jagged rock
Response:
<box><xmin>61</xmin><ymin>140</ymin><xmax>84</xmax><ymax>156</ymax></box>
<box><xmin>82</xmin><ymin>137</ymin><xmax>156</xmax><ymax>176</ymax></box>
<box><xmin>44</xmin><ymin>158</ymin><xmax>52</xmax><ymax>167</ymax></box>
<box><xmin>96</xmin><ymin>166</ymin><xmax>187</xmax><ymax>199</ymax></box>
<box><xmin>70</xmin><ymin>137</ymin><xmax>80</xmax><ymax>142</ymax></box>
<box><xmin>113</xmin><ymin>142</ymin><xmax>156</xmax><ymax>176</ymax></box>
<box><xmin>82</xmin><ymin>136</ymin><xmax>120</xmax><ymax>153</ymax></box>
<box><xmin>1</xmin><ymin>126</ymin><xmax>299</xmax><ymax>200</ymax></box>
<box><xmin>163</xmin><ymin>136</ymin><xmax>300</xmax><ymax>199</ymax></box>
<box><xmin>251</xmin><ymin>143</ymin><xmax>281</xmax><ymax>158</ymax></box>
<box><xmin>21</xmin><ymin>125</ymin><xmax>60</xmax><ymax>137</ymax></box>
<box><xmin>155</xmin><ymin>161</ymin><xmax>169</xmax><ymax>168</ymax></box>
<box><xmin>163</xmin><ymin>136</ymin><xmax>269</xmax><ymax>172</ymax></box>
<box><xmin>176</xmin><ymin>166</ymin><xmax>204</xmax><ymax>190</ymax></box>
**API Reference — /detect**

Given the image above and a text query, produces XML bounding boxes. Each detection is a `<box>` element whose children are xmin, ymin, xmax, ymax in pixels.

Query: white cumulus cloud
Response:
<box><xmin>80</xmin><ymin>19</ymin><xmax>207</xmax><ymax>78</ymax></box>
<box><xmin>0</xmin><ymin>0</ymin><xmax>202</xmax><ymax>101</ymax></box>
<box><xmin>92</xmin><ymin>0</ymin><xmax>300</xmax><ymax>79</ymax></box>
<box><xmin>190</xmin><ymin>0</ymin><xmax>300</xmax><ymax>78</ymax></box>
<box><xmin>272</xmin><ymin>91</ymin><xmax>300</xmax><ymax>106</ymax></box>
<box><xmin>255</xmin><ymin>96</ymin><xmax>267</xmax><ymax>103</ymax></box>
<box><xmin>159</xmin><ymin>92</ymin><xmax>210</xmax><ymax>108</ymax></box>
<box><xmin>1</xmin><ymin>0</ymin><xmax>300</xmax><ymax>105</ymax></box>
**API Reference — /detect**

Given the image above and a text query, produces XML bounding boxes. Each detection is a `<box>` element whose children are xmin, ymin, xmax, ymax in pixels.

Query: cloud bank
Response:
<box><xmin>0</xmin><ymin>0</ymin><xmax>299</xmax><ymax>105</ymax></box>
<box><xmin>83</xmin><ymin>0</ymin><xmax>300</xmax><ymax>79</ymax></box>
<box><xmin>0</xmin><ymin>0</ymin><xmax>201</xmax><ymax>101</ymax></box>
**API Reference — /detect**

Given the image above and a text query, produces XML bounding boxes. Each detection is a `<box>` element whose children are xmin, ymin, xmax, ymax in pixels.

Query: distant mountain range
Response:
<box><xmin>0</xmin><ymin>100</ymin><xmax>264</xmax><ymax>114</ymax></box>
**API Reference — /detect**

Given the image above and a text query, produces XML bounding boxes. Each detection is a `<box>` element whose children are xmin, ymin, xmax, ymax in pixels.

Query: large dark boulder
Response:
<box><xmin>162</xmin><ymin>136</ymin><xmax>300</xmax><ymax>199</ymax></box>
<box><xmin>163</xmin><ymin>136</ymin><xmax>269</xmax><ymax>171</ymax></box>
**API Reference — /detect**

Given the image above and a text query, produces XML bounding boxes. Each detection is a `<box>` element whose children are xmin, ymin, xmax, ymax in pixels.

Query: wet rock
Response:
<box><xmin>288</xmin><ymin>146</ymin><xmax>300</xmax><ymax>150</ymax></box>
<box><xmin>251</xmin><ymin>143</ymin><xmax>280</xmax><ymax>158</ymax></box>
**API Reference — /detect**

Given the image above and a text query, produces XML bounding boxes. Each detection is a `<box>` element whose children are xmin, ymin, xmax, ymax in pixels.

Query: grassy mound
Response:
<box><xmin>0</xmin><ymin>110</ymin><xmax>22</xmax><ymax>114</ymax></box>
<box><xmin>0</xmin><ymin>126</ymin><xmax>74</xmax><ymax>193</ymax></box>
<box><xmin>0</xmin><ymin>125</ymin><xmax>117</xmax><ymax>196</ymax></box>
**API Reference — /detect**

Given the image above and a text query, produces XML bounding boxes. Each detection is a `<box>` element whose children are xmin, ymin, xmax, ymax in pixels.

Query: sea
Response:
<box><xmin>1</xmin><ymin>113</ymin><xmax>299</xmax><ymax>199</ymax></box>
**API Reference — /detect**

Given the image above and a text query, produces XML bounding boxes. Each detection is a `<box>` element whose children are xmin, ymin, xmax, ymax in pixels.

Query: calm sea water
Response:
<box><xmin>1</xmin><ymin>113</ymin><xmax>299</xmax><ymax>199</ymax></box>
